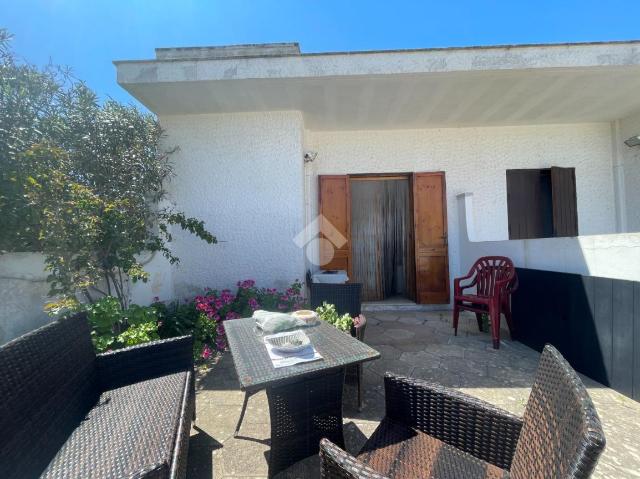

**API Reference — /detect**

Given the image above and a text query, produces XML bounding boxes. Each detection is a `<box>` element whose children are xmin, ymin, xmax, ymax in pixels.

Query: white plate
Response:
<box><xmin>265</xmin><ymin>330</ymin><xmax>311</xmax><ymax>353</ymax></box>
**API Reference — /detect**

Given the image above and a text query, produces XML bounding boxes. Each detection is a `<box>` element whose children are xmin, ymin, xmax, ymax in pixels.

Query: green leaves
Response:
<box><xmin>82</xmin><ymin>295</ymin><xmax>159</xmax><ymax>352</ymax></box>
<box><xmin>315</xmin><ymin>302</ymin><xmax>354</xmax><ymax>332</ymax></box>
<box><xmin>86</xmin><ymin>296</ymin><xmax>123</xmax><ymax>335</ymax></box>
<box><xmin>117</xmin><ymin>321</ymin><xmax>159</xmax><ymax>347</ymax></box>
<box><xmin>0</xmin><ymin>30</ymin><xmax>216</xmax><ymax>307</ymax></box>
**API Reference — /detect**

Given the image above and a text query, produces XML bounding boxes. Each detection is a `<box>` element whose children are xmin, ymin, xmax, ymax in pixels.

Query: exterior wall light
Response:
<box><xmin>624</xmin><ymin>135</ymin><xmax>640</xmax><ymax>147</ymax></box>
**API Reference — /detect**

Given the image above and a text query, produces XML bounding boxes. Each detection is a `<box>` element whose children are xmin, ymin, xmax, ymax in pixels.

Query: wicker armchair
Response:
<box><xmin>320</xmin><ymin>345</ymin><xmax>605</xmax><ymax>479</ymax></box>
<box><xmin>0</xmin><ymin>313</ymin><xmax>195</xmax><ymax>479</ymax></box>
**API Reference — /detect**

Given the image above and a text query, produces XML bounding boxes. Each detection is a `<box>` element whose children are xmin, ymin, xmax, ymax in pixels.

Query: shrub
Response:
<box><xmin>315</xmin><ymin>302</ymin><xmax>353</xmax><ymax>332</ymax></box>
<box><xmin>80</xmin><ymin>296</ymin><xmax>159</xmax><ymax>352</ymax></box>
<box><xmin>118</xmin><ymin>322</ymin><xmax>160</xmax><ymax>348</ymax></box>
<box><xmin>74</xmin><ymin>279</ymin><xmax>307</xmax><ymax>359</ymax></box>
<box><xmin>188</xmin><ymin>279</ymin><xmax>306</xmax><ymax>359</ymax></box>
<box><xmin>0</xmin><ymin>29</ymin><xmax>216</xmax><ymax>309</ymax></box>
<box><xmin>154</xmin><ymin>300</ymin><xmax>199</xmax><ymax>338</ymax></box>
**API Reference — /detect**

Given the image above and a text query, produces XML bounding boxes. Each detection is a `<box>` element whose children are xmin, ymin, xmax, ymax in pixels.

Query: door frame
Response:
<box><xmin>319</xmin><ymin>171</ymin><xmax>449</xmax><ymax>304</ymax></box>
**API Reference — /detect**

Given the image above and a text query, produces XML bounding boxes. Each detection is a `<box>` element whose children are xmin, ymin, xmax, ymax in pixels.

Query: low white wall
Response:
<box><xmin>458</xmin><ymin>193</ymin><xmax>640</xmax><ymax>281</ymax></box>
<box><xmin>0</xmin><ymin>253</ymin><xmax>51</xmax><ymax>344</ymax></box>
<box><xmin>161</xmin><ymin>111</ymin><xmax>307</xmax><ymax>297</ymax></box>
<box><xmin>0</xmin><ymin>251</ymin><xmax>175</xmax><ymax>345</ymax></box>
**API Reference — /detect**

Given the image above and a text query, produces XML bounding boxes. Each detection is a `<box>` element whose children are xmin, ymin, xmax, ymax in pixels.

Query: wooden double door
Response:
<box><xmin>318</xmin><ymin>172</ymin><xmax>450</xmax><ymax>304</ymax></box>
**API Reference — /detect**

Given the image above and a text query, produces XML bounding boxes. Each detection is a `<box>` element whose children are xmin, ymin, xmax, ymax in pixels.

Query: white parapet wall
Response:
<box><xmin>457</xmin><ymin>192</ymin><xmax>640</xmax><ymax>281</ymax></box>
<box><xmin>0</xmin><ymin>253</ymin><xmax>51</xmax><ymax>345</ymax></box>
<box><xmin>0</xmin><ymin>250</ymin><xmax>176</xmax><ymax>345</ymax></box>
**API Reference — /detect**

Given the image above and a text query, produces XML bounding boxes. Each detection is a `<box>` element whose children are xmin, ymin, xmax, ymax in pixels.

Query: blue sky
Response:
<box><xmin>2</xmin><ymin>0</ymin><xmax>639</xmax><ymax>108</ymax></box>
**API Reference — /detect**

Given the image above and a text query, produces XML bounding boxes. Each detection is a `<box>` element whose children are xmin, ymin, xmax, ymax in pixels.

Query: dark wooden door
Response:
<box><xmin>318</xmin><ymin>175</ymin><xmax>352</xmax><ymax>277</ymax></box>
<box><xmin>412</xmin><ymin>172</ymin><xmax>450</xmax><ymax>304</ymax></box>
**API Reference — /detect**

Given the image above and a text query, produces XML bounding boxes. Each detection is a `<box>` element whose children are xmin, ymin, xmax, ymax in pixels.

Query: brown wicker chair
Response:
<box><xmin>320</xmin><ymin>344</ymin><xmax>605</xmax><ymax>479</ymax></box>
<box><xmin>0</xmin><ymin>313</ymin><xmax>195</xmax><ymax>479</ymax></box>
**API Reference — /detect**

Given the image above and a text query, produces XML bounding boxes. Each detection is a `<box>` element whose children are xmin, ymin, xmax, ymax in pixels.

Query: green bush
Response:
<box><xmin>315</xmin><ymin>302</ymin><xmax>353</xmax><ymax>332</ymax></box>
<box><xmin>118</xmin><ymin>321</ymin><xmax>159</xmax><ymax>348</ymax></box>
<box><xmin>72</xmin><ymin>279</ymin><xmax>308</xmax><ymax>359</ymax></box>
<box><xmin>0</xmin><ymin>29</ymin><xmax>216</xmax><ymax>310</ymax></box>
<box><xmin>155</xmin><ymin>300</ymin><xmax>199</xmax><ymax>338</ymax></box>
<box><xmin>81</xmin><ymin>296</ymin><xmax>159</xmax><ymax>352</ymax></box>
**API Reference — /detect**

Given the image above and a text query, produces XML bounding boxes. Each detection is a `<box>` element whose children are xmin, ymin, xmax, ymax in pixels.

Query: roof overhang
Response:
<box><xmin>115</xmin><ymin>41</ymin><xmax>640</xmax><ymax>130</ymax></box>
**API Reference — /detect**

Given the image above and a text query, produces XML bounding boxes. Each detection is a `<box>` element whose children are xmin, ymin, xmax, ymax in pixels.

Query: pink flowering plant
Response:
<box><xmin>186</xmin><ymin>279</ymin><xmax>305</xmax><ymax>360</ymax></box>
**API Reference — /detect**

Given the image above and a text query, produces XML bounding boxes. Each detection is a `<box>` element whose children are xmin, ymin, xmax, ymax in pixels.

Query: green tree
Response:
<box><xmin>0</xmin><ymin>29</ymin><xmax>216</xmax><ymax>309</ymax></box>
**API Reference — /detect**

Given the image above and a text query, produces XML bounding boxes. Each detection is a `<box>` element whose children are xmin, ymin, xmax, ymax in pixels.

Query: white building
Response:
<box><xmin>114</xmin><ymin>41</ymin><xmax>640</xmax><ymax>303</ymax></box>
<box><xmin>4</xmin><ymin>40</ymin><xmax>640</xmax><ymax>342</ymax></box>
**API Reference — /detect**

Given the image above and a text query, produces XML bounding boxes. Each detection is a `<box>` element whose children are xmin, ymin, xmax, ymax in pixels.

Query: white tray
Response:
<box><xmin>264</xmin><ymin>330</ymin><xmax>311</xmax><ymax>353</ymax></box>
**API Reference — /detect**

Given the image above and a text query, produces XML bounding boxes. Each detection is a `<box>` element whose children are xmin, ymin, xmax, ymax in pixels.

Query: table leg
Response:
<box><xmin>266</xmin><ymin>368</ymin><xmax>345</xmax><ymax>478</ymax></box>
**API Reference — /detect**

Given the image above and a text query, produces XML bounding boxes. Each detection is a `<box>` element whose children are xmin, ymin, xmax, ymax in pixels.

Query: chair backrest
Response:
<box><xmin>469</xmin><ymin>256</ymin><xmax>515</xmax><ymax>297</ymax></box>
<box><xmin>309</xmin><ymin>282</ymin><xmax>362</xmax><ymax>317</ymax></box>
<box><xmin>0</xmin><ymin>313</ymin><xmax>99</xmax><ymax>478</ymax></box>
<box><xmin>510</xmin><ymin>345</ymin><xmax>606</xmax><ymax>479</ymax></box>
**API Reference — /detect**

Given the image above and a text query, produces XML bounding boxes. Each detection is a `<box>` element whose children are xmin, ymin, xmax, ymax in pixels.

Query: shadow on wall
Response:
<box><xmin>457</xmin><ymin>193</ymin><xmax>640</xmax><ymax>400</ymax></box>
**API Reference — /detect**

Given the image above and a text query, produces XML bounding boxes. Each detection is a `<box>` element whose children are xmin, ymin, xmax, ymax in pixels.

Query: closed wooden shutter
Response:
<box><xmin>506</xmin><ymin>169</ymin><xmax>546</xmax><ymax>240</ymax></box>
<box><xmin>318</xmin><ymin>175</ymin><xmax>352</xmax><ymax>277</ymax></box>
<box><xmin>551</xmin><ymin>167</ymin><xmax>579</xmax><ymax>237</ymax></box>
<box><xmin>413</xmin><ymin>172</ymin><xmax>449</xmax><ymax>304</ymax></box>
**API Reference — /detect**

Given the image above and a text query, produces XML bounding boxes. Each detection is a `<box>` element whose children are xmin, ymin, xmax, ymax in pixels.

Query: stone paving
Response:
<box><xmin>188</xmin><ymin>311</ymin><xmax>640</xmax><ymax>478</ymax></box>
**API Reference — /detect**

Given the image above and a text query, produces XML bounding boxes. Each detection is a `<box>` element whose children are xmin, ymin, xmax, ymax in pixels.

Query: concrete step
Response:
<box><xmin>362</xmin><ymin>301</ymin><xmax>452</xmax><ymax>312</ymax></box>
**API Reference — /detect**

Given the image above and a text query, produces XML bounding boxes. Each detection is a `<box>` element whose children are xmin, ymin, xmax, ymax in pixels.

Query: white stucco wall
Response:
<box><xmin>0</xmin><ymin>117</ymin><xmax>624</xmax><ymax>342</ymax></box>
<box><xmin>160</xmin><ymin>110</ymin><xmax>307</xmax><ymax>297</ymax></box>
<box><xmin>458</xmin><ymin>193</ymin><xmax>640</xmax><ymax>281</ymax></box>
<box><xmin>618</xmin><ymin>111</ymin><xmax>640</xmax><ymax>232</ymax></box>
<box><xmin>305</xmin><ymin>122</ymin><xmax>617</xmax><ymax>287</ymax></box>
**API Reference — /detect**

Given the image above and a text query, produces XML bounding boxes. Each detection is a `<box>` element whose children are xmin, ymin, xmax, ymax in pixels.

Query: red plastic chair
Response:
<box><xmin>452</xmin><ymin>256</ymin><xmax>518</xmax><ymax>349</ymax></box>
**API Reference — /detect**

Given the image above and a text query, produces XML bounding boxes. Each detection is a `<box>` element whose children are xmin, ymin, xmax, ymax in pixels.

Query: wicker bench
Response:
<box><xmin>0</xmin><ymin>313</ymin><xmax>195</xmax><ymax>479</ymax></box>
<box><xmin>320</xmin><ymin>345</ymin><xmax>606</xmax><ymax>479</ymax></box>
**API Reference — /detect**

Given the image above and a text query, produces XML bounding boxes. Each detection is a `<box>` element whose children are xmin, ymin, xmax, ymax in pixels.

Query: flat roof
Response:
<box><xmin>115</xmin><ymin>40</ymin><xmax>640</xmax><ymax>129</ymax></box>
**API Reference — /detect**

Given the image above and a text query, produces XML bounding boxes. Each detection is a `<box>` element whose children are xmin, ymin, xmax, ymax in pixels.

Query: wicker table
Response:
<box><xmin>224</xmin><ymin>317</ymin><xmax>380</xmax><ymax>477</ymax></box>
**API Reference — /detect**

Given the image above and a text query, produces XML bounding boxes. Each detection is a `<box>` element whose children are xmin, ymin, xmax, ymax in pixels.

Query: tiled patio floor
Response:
<box><xmin>188</xmin><ymin>311</ymin><xmax>640</xmax><ymax>478</ymax></box>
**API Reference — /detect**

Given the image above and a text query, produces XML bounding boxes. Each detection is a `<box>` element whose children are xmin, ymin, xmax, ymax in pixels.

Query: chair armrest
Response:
<box><xmin>384</xmin><ymin>373</ymin><xmax>522</xmax><ymax>470</ymax></box>
<box><xmin>97</xmin><ymin>335</ymin><xmax>194</xmax><ymax>390</ymax></box>
<box><xmin>319</xmin><ymin>439</ymin><xmax>389</xmax><ymax>479</ymax></box>
<box><xmin>454</xmin><ymin>273</ymin><xmax>477</xmax><ymax>296</ymax></box>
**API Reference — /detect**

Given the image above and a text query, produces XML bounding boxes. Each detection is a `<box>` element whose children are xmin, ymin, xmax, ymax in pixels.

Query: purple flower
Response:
<box><xmin>237</xmin><ymin>279</ymin><xmax>256</xmax><ymax>289</ymax></box>
<box><xmin>248</xmin><ymin>298</ymin><xmax>260</xmax><ymax>310</ymax></box>
<box><xmin>201</xmin><ymin>344</ymin><xmax>213</xmax><ymax>360</ymax></box>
